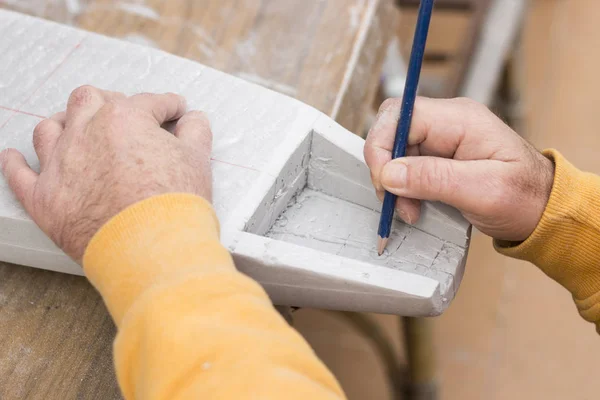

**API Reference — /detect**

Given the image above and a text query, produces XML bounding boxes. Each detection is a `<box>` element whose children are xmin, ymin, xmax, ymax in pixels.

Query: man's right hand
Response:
<box><xmin>364</xmin><ymin>97</ymin><xmax>555</xmax><ymax>242</ymax></box>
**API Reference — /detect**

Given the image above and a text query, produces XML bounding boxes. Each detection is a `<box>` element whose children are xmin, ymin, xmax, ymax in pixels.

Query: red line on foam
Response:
<box><xmin>0</xmin><ymin>39</ymin><xmax>85</xmax><ymax>130</ymax></box>
<box><xmin>0</xmin><ymin>105</ymin><xmax>46</xmax><ymax>120</ymax></box>
<box><xmin>210</xmin><ymin>157</ymin><xmax>262</xmax><ymax>173</ymax></box>
<box><xmin>0</xmin><ymin>40</ymin><xmax>265</xmax><ymax>177</ymax></box>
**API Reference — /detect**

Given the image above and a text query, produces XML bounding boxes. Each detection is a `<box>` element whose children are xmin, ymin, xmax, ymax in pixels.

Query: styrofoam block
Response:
<box><xmin>0</xmin><ymin>10</ymin><xmax>472</xmax><ymax>315</ymax></box>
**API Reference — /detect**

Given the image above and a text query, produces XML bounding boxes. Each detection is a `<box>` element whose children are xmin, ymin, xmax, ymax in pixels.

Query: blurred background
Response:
<box><xmin>1</xmin><ymin>0</ymin><xmax>599</xmax><ymax>399</ymax></box>
<box><xmin>298</xmin><ymin>1</ymin><xmax>600</xmax><ymax>399</ymax></box>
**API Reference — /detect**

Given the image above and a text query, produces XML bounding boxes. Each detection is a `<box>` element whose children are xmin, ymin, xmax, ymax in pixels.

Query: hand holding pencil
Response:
<box><xmin>364</xmin><ymin>96</ymin><xmax>555</xmax><ymax>244</ymax></box>
<box><xmin>371</xmin><ymin>0</ymin><xmax>553</xmax><ymax>252</ymax></box>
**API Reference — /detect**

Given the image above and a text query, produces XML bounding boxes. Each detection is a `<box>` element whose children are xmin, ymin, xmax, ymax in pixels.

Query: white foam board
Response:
<box><xmin>0</xmin><ymin>10</ymin><xmax>471</xmax><ymax>316</ymax></box>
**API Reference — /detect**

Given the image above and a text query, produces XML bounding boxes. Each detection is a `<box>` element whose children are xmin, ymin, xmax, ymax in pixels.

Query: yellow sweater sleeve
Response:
<box><xmin>82</xmin><ymin>193</ymin><xmax>345</xmax><ymax>400</ymax></box>
<box><xmin>495</xmin><ymin>150</ymin><xmax>600</xmax><ymax>333</ymax></box>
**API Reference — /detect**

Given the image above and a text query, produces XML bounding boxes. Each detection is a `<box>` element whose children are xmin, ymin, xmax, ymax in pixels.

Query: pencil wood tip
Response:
<box><xmin>377</xmin><ymin>236</ymin><xmax>389</xmax><ymax>256</ymax></box>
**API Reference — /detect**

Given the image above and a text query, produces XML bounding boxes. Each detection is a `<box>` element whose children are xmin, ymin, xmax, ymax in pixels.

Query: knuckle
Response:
<box><xmin>150</xmin><ymin>107</ymin><xmax>164</xmax><ymax>123</ymax></box>
<box><xmin>134</xmin><ymin>92</ymin><xmax>155</xmax><ymax>100</ymax></box>
<box><xmin>98</xmin><ymin>102</ymin><xmax>122</xmax><ymax>119</ymax></box>
<box><xmin>181</xmin><ymin>111</ymin><xmax>212</xmax><ymax>134</ymax></box>
<box><xmin>451</xmin><ymin>97</ymin><xmax>477</xmax><ymax>107</ymax></box>
<box><xmin>69</xmin><ymin>85</ymin><xmax>97</xmax><ymax>107</ymax></box>
<box><xmin>452</xmin><ymin>97</ymin><xmax>489</xmax><ymax>115</ymax></box>
<box><xmin>33</xmin><ymin>119</ymin><xmax>53</xmax><ymax>138</ymax></box>
<box><xmin>95</xmin><ymin>103</ymin><xmax>128</xmax><ymax>131</ymax></box>
<box><xmin>379</xmin><ymin>98</ymin><xmax>401</xmax><ymax>114</ymax></box>
<box><xmin>451</xmin><ymin>97</ymin><xmax>496</xmax><ymax>133</ymax></box>
<box><xmin>166</xmin><ymin>92</ymin><xmax>186</xmax><ymax>110</ymax></box>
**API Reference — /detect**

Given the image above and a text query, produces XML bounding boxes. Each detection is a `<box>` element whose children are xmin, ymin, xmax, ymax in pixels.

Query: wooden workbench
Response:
<box><xmin>0</xmin><ymin>1</ymin><xmax>395</xmax><ymax>398</ymax></box>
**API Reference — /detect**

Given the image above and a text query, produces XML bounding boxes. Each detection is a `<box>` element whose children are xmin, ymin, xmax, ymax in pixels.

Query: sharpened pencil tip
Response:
<box><xmin>377</xmin><ymin>236</ymin><xmax>389</xmax><ymax>256</ymax></box>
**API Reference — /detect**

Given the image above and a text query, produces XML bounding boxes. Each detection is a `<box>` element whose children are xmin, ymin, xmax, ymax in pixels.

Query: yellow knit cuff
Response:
<box><xmin>83</xmin><ymin>193</ymin><xmax>235</xmax><ymax>325</ymax></box>
<box><xmin>574</xmin><ymin>290</ymin><xmax>600</xmax><ymax>334</ymax></box>
<box><xmin>494</xmin><ymin>149</ymin><xmax>570</xmax><ymax>260</ymax></box>
<box><xmin>495</xmin><ymin>149</ymin><xmax>600</xmax><ymax>300</ymax></box>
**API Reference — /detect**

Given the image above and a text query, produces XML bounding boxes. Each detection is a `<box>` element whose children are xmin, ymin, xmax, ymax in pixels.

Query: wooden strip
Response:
<box><xmin>333</xmin><ymin>0</ymin><xmax>398</xmax><ymax>135</ymax></box>
<box><xmin>461</xmin><ymin>0</ymin><xmax>527</xmax><ymax>104</ymax></box>
<box><xmin>444</xmin><ymin>0</ymin><xmax>492</xmax><ymax>97</ymax></box>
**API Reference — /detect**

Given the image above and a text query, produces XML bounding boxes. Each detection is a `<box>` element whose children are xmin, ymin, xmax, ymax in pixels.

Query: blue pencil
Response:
<box><xmin>377</xmin><ymin>0</ymin><xmax>435</xmax><ymax>255</ymax></box>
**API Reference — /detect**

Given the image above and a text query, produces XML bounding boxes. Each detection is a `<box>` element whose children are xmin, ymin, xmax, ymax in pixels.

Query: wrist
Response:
<box><xmin>83</xmin><ymin>193</ymin><xmax>234</xmax><ymax>325</ymax></box>
<box><xmin>495</xmin><ymin>149</ymin><xmax>600</xmax><ymax>301</ymax></box>
<box><xmin>524</xmin><ymin>152</ymin><xmax>555</xmax><ymax>240</ymax></box>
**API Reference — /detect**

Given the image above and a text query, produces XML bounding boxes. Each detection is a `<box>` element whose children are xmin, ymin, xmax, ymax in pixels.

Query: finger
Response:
<box><xmin>374</xmin><ymin>144</ymin><xmax>421</xmax><ymax>224</ymax></box>
<box><xmin>368</xmin><ymin>97</ymin><xmax>468</xmax><ymax>160</ymax></box>
<box><xmin>367</xmin><ymin>96</ymin><xmax>515</xmax><ymax>165</ymax></box>
<box><xmin>380</xmin><ymin>156</ymin><xmax>505</xmax><ymax>212</ymax></box>
<box><xmin>364</xmin><ymin>98</ymin><xmax>424</xmax><ymax>191</ymax></box>
<box><xmin>173</xmin><ymin>111</ymin><xmax>212</xmax><ymax>153</ymax></box>
<box><xmin>65</xmin><ymin>86</ymin><xmax>126</xmax><ymax>127</ymax></box>
<box><xmin>376</xmin><ymin>189</ymin><xmax>384</xmax><ymax>203</ymax></box>
<box><xmin>33</xmin><ymin>118</ymin><xmax>63</xmax><ymax>168</ymax></box>
<box><xmin>376</xmin><ymin>187</ymin><xmax>421</xmax><ymax>225</ymax></box>
<box><xmin>0</xmin><ymin>148</ymin><xmax>38</xmax><ymax>215</ymax></box>
<box><xmin>50</xmin><ymin>111</ymin><xmax>66</xmax><ymax>128</ymax></box>
<box><xmin>365</xmin><ymin>98</ymin><xmax>400</xmax><ymax>191</ymax></box>
<box><xmin>365</xmin><ymin>130</ymin><xmax>420</xmax><ymax>194</ymax></box>
<box><xmin>407</xmin><ymin>97</ymin><xmax>516</xmax><ymax>161</ymax></box>
<box><xmin>394</xmin><ymin>197</ymin><xmax>421</xmax><ymax>224</ymax></box>
<box><xmin>365</xmin><ymin>146</ymin><xmax>390</xmax><ymax>193</ymax></box>
<box><xmin>174</xmin><ymin>111</ymin><xmax>213</xmax><ymax>202</ymax></box>
<box><xmin>66</xmin><ymin>85</ymin><xmax>107</xmax><ymax>127</ymax></box>
<box><xmin>104</xmin><ymin>90</ymin><xmax>127</xmax><ymax>102</ymax></box>
<box><xmin>126</xmin><ymin>93</ymin><xmax>187</xmax><ymax>126</ymax></box>
<box><xmin>406</xmin><ymin>144</ymin><xmax>420</xmax><ymax>157</ymax></box>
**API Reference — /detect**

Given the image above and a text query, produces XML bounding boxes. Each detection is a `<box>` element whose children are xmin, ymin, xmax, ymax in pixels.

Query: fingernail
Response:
<box><xmin>381</xmin><ymin>161</ymin><xmax>407</xmax><ymax>190</ymax></box>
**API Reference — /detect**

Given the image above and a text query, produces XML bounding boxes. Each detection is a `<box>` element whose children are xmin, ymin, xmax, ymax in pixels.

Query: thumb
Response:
<box><xmin>1</xmin><ymin>148</ymin><xmax>38</xmax><ymax>215</ymax></box>
<box><xmin>380</xmin><ymin>156</ymin><xmax>499</xmax><ymax>212</ymax></box>
<box><xmin>174</xmin><ymin>111</ymin><xmax>213</xmax><ymax>155</ymax></box>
